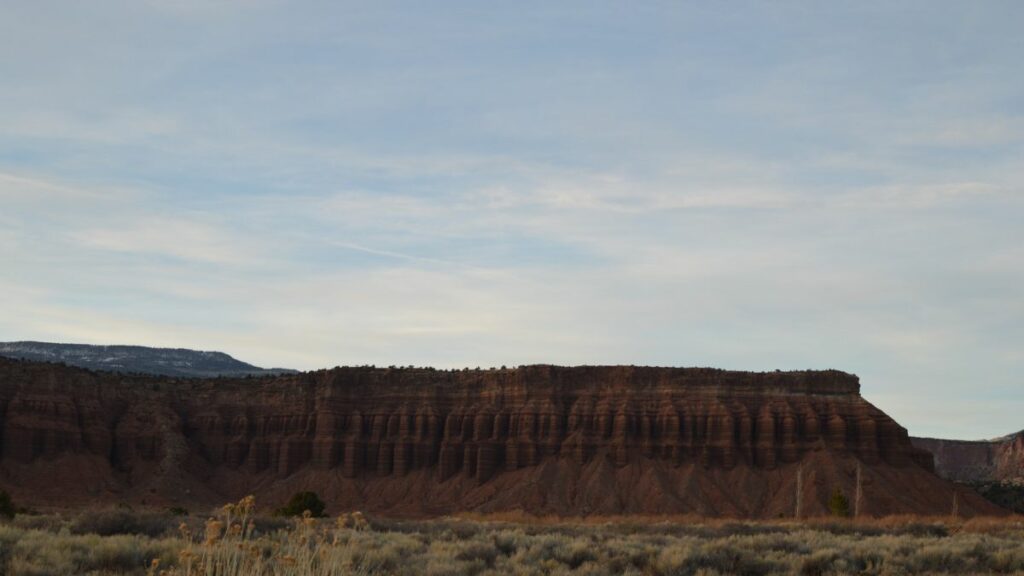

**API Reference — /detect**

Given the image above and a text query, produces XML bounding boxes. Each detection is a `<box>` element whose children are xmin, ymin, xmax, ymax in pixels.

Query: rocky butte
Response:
<box><xmin>0</xmin><ymin>357</ymin><xmax>1004</xmax><ymax>517</ymax></box>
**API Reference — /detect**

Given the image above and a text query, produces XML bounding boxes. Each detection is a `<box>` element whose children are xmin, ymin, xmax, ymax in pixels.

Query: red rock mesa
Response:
<box><xmin>0</xmin><ymin>358</ymin><xmax>1004</xmax><ymax>517</ymax></box>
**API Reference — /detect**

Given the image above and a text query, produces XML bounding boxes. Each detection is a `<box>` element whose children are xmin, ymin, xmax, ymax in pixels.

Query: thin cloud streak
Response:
<box><xmin>0</xmin><ymin>1</ymin><xmax>1021</xmax><ymax>440</ymax></box>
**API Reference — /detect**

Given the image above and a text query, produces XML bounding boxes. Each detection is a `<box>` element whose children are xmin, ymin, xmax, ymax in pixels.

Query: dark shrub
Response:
<box><xmin>828</xmin><ymin>488</ymin><xmax>850</xmax><ymax>518</ymax></box>
<box><xmin>0</xmin><ymin>490</ymin><xmax>14</xmax><ymax>519</ymax></box>
<box><xmin>800</xmin><ymin>551</ymin><xmax>839</xmax><ymax>576</ymax></box>
<box><xmin>69</xmin><ymin>509</ymin><xmax>176</xmax><ymax>538</ymax></box>
<box><xmin>252</xmin><ymin>515</ymin><xmax>292</xmax><ymax>535</ymax></box>
<box><xmin>971</xmin><ymin>481</ymin><xmax>1024</xmax><ymax>514</ymax></box>
<box><xmin>12</xmin><ymin>514</ymin><xmax>65</xmax><ymax>532</ymax></box>
<box><xmin>275</xmin><ymin>491</ymin><xmax>327</xmax><ymax>517</ymax></box>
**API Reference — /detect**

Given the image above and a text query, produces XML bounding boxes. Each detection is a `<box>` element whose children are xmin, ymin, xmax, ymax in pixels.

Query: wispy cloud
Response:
<box><xmin>836</xmin><ymin>182</ymin><xmax>1005</xmax><ymax>209</ymax></box>
<box><xmin>0</xmin><ymin>1</ymin><xmax>1022</xmax><ymax>439</ymax></box>
<box><xmin>71</xmin><ymin>216</ymin><xmax>261</xmax><ymax>266</ymax></box>
<box><xmin>0</xmin><ymin>171</ymin><xmax>141</xmax><ymax>202</ymax></box>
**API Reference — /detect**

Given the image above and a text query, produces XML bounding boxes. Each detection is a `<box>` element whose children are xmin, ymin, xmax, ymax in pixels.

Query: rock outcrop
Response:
<box><xmin>912</xmin><ymin>432</ymin><xmax>1024</xmax><ymax>483</ymax></box>
<box><xmin>0</xmin><ymin>358</ymin><xmax>1004</xmax><ymax>517</ymax></box>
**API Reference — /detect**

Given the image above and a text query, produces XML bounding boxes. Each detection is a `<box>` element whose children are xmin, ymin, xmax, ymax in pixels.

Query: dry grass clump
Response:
<box><xmin>0</xmin><ymin>503</ymin><xmax>1023</xmax><ymax>575</ymax></box>
<box><xmin>69</xmin><ymin>508</ymin><xmax>180</xmax><ymax>538</ymax></box>
<box><xmin>0</xmin><ymin>523</ymin><xmax>179</xmax><ymax>576</ymax></box>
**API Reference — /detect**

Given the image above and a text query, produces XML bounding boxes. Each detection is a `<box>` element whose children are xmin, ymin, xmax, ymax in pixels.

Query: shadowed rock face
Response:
<box><xmin>912</xmin><ymin>433</ymin><xmax>1024</xmax><ymax>483</ymax></box>
<box><xmin>185</xmin><ymin>366</ymin><xmax>927</xmax><ymax>478</ymax></box>
<box><xmin>0</xmin><ymin>358</ymin><xmax>1004</xmax><ymax>517</ymax></box>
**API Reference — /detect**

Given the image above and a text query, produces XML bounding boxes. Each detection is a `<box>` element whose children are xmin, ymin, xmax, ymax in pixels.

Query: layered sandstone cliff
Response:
<box><xmin>0</xmin><ymin>358</ymin><xmax>1003</xmax><ymax>517</ymax></box>
<box><xmin>912</xmin><ymin>432</ymin><xmax>1024</xmax><ymax>483</ymax></box>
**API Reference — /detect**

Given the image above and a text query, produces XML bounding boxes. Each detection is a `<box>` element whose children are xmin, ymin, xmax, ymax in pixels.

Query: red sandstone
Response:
<box><xmin>0</xmin><ymin>358</ymin><xmax>1004</xmax><ymax>517</ymax></box>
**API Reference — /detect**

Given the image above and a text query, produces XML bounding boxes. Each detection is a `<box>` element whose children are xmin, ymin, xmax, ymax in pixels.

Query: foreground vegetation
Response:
<box><xmin>968</xmin><ymin>481</ymin><xmax>1024</xmax><ymax>515</ymax></box>
<box><xmin>0</xmin><ymin>499</ymin><xmax>1023</xmax><ymax>575</ymax></box>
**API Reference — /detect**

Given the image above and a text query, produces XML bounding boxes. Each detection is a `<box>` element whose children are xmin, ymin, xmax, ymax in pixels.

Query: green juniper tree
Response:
<box><xmin>275</xmin><ymin>491</ymin><xmax>327</xmax><ymax>518</ymax></box>
<box><xmin>828</xmin><ymin>487</ymin><xmax>850</xmax><ymax>518</ymax></box>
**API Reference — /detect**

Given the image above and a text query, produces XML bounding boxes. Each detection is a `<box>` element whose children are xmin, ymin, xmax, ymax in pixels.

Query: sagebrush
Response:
<box><xmin>0</xmin><ymin>501</ymin><xmax>1022</xmax><ymax>575</ymax></box>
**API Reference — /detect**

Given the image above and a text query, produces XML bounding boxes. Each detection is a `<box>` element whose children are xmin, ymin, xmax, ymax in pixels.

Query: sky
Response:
<box><xmin>1</xmin><ymin>1</ymin><xmax>1022</xmax><ymax>439</ymax></box>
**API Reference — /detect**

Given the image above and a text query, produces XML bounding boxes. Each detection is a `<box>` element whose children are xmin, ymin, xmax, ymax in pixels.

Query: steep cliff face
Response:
<box><xmin>0</xmin><ymin>358</ymin><xmax>1003</xmax><ymax>517</ymax></box>
<box><xmin>912</xmin><ymin>432</ymin><xmax>1024</xmax><ymax>483</ymax></box>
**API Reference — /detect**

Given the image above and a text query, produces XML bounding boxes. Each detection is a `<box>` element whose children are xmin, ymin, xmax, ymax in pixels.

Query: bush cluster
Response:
<box><xmin>970</xmin><ymin>480</ymin><xmax>1024</xmax><ymax>514</ymax></box>
<box><xmin>69</xmin><ymin>509</ymin><xmax>178</xmax><ymax>538</ymax></box>
<box><xmin>0</xmin><ymin>490</ymin><xmax>14</xmax><ymax>520</ymax></box>
<box><xmin>0</xmin><ymin>501</ymin><xmax>1023</xmax><ymax>575</ymax></box>
<box><xmin>274</xmin><ymin>491</ymin><xmax>327</xmax><ymax>518</ymax></box>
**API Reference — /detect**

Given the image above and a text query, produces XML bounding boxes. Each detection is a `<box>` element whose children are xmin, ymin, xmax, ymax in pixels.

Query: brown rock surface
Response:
<box><xmin>0</xmin><ymin>358</ymin><xmax>1004</xmax><ymax>517</ymax></box>
<box><xmin>912</xmin><ymin>432</ymin><xmax>1024</xmax><ymax>483</ymax></box>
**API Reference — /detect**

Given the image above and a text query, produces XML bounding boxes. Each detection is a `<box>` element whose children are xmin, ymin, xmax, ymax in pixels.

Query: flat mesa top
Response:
<box><xmin>190</xmin><ymin>365</ymin><xmax>862</xmax><ymax>396</ymax></box>
<box><xmin>0</xmin><ymin>357</ymin><xmax>861</xmax><ymax>395</ymax></box>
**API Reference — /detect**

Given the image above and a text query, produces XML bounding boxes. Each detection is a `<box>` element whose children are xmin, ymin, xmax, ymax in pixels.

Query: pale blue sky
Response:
<box><xmin>1</xmin><ymin>2</ymin><xmax>1022</xmax><ymax>438</ymax></box>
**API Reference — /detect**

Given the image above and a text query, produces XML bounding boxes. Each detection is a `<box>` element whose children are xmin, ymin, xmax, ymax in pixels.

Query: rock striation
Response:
<box><xmin>912</xmin><ymin>432</ymin><xmax>1024</xmax><ymax>484</ymax></box>
<box><xmin>0</xmin><ymin>357</ymin><xmax>1004</xmax><ymax>517</ymax></box>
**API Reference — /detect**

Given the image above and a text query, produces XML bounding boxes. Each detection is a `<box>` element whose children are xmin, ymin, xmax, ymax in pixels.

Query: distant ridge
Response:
<box><xmin>911</xmin><ymin>430</ymin><xmax>1024</xmax><ymax>483</ymax></box>
<box><xmin>0</xmin><ymin>341</ymin><xmax>297</xmax><ymax>378</ymax></box>
<box><xmin>912</xmin><ymin>431</ymin><xmax>1024</xmax><ymax>513</ymax></box>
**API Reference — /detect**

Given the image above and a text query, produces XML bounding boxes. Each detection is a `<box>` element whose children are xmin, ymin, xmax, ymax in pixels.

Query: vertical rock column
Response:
<box><xmin>518</xmin><ymin>413</ymin><xmax>539</xmax><ymax>468</ymax></box>
<box><xmin>737</xmin><ymin>409</ymin><xmax>754</xmax><ymax>466</ymax></box>
<box><xmin>755</xmin><ymin>406</ymin><xmax>777</xmax><ymax>469</ymax></box>
<box><xmin>539</xmin><ymin>408</ymin><xmax>564</xmax><ymax>459</ymax></box>
<box><xmin>801</xmin><ymin>406</ymin><xmax>821</xmax><ymax>446</ymax></box>
<box><xmin>655</xmin><ymin>404</ymin><xmax>680</xmax><ymax>464</ymax></box>
<box><xmin>393</xmin><ymin>410</ymin><xmax>412</xmax><ymax>476</ymax></box>
<box><xmin>675</xmin><ymin>407</ymin><xmax>693</xmax><ymax>465</ymax></box>
<box><xmin>826</xmin><ymin>413</ymin><xmax>847</xmax><ymax>451</ymax></box>
<box><xmin>437</xmin><ymin>413</ymin><xmax>462</xmax><ymax>481</ymax></box>
<box><xmin>710</xmin><ymin>404</ymin><xmax>737</xmax><ymax>469</ymax></box>
<box><xmin>857</xmin><ymin>416</ymin><xmax>880</xmax><ymax>464</ymax></box>
<box><xmin>413</xmin><ymin>409</ymin><xmax>439</xmax><ymax>470</ymax></box>
<box><xmin>566</xmin><ymin>404</ymin><xmax>588</xmax><ymax>464</ymax></box>
<box><xmin>375</xmin><ymin>414</ymin><xmax>395</xmax><ymax>476</ymax></box>
<box><xmin>312</xmin><ymin>410</ymin><xmax>340</xmax><ymax>470</ymax></box>
<box><xmin>780</xmin><ymin>407</ymin><xmax>800</xmax><ymax>463</ymax></box>
<box><xmin>611</xmin><ymin>409</ymin><xmax>630</xmax><ymax>467</ymax></box>
<box><xmin>342</xmin><ymin>412</ymin><xmax>364</xmax><ymax>478</ymax></box>
<box><xmin>473</xmin><ymin>413</ymin><xmax>497</xmax><ymax>483</ymax></box>
<box><xmin>504</xmin><ymin>413</ymin><xmax>520</xmax><ymax>471</ymax></box>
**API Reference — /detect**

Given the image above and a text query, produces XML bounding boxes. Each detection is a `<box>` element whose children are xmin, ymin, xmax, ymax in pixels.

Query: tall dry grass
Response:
<box><xmin>0</xmin><ymin>501</ymin><xmax>1022</xmax><ymax>575</ymax></box>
